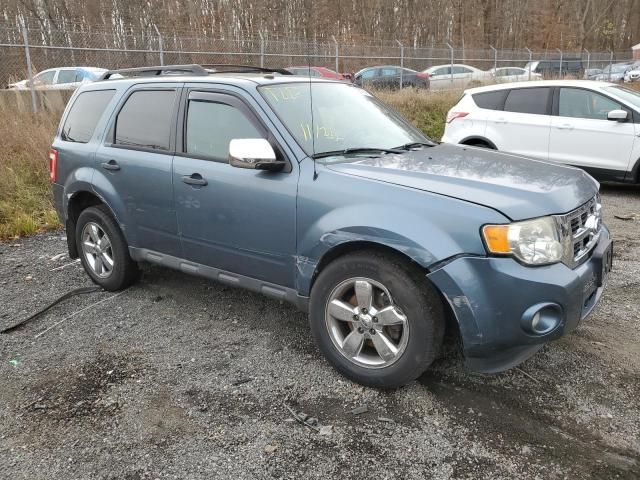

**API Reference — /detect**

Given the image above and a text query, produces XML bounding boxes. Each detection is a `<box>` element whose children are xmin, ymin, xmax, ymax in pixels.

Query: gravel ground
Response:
<box><xmin>1</xmin><ymin>185</ymin><xmax>639</xmax><ymax>480</ymax></box>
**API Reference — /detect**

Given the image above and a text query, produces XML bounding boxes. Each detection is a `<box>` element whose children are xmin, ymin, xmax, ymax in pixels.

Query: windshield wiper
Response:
<box><xmin>312</xmin><ymin>147</ymin><xmax>402</xmax><ymax>159</ymax></box>
<box><xmin>393</xmin><ymin>141</ymin><xmax>437</xmax><ymax>150</ymax></box>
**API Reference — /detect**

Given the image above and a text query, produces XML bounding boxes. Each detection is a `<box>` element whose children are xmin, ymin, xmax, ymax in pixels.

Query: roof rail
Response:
<box><xmin>99</xmin><ymin>64</ymin><xmax>209</xmax><ymax>80</ymax></box>
<box><xmin>200</xmin><ymin>64</ymin><xmax>293</xmax><ymax>75</ymax></box>
<box><xmin>99</xmin><ymin>63</ymin><xmax>292</xmax><ymax>81</ymax></box>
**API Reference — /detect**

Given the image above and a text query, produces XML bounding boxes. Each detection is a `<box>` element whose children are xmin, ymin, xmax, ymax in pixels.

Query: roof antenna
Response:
<box><xmin>307</xmin><ymin>41</ymin><xmax>318</xmax><ymax>180</ymax></box>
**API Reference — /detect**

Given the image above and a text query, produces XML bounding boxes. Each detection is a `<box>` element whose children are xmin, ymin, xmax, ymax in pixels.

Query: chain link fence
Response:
<box><xmin>0</xmin><ymin>23</ymin><xmax>635</xmax><ymax>112</ymax></box>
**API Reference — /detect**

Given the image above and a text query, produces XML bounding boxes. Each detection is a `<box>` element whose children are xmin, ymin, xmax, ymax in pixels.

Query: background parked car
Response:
<box><xmin>594</xmin><ymin>63</ymin><xmax>632</xmax><ymax>82</ymax></box>
<box><xmin>422</xmin><ymin>63</ymin><xmax>487</xmax><ymax>89</ymax></box>
<box><xmin>284</xmin><ymin>66</ymin><xmax>347</xmax><ymax>80</ymax></box>
<box><xmin>523</xmin><ymin>58</ymin><xmax>583</xmax><ymax>78</ymax></box>
<box><xmin>489</xmin><ymin>67</ymin><xmax>541</xmax><ymax>83</ymax></box>
<box><xmin>7</xmin><ymin>66</ymin><xmax>107</xmax><ymax>90</ymax></box>
<box><xmin>442</xmin><ymin>80</ymin><xmax>640</xmax><ymax>183</ymax></box>
<box><xmin>584</xmin><ymin>68</ymin><xmax>603</xmax><ymax>80</ymax></box>
<box><xmin>623</xmin><ymin>63</ymin><xmax>640</xmax><ymax>83</ymax></box>
<box><xmin>353</xmin><ymin>66</ymin><xmax>430</xmax><ymax>89</ymax></box>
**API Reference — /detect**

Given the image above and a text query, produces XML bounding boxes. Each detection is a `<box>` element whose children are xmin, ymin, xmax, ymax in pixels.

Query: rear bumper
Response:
<box><xmin>428</xmin><ymin>227</ymin><xmax>611</xmax><ymax>373</ymax></box>
<box><xmin>52</xmin><ymin>183</ymin><xmax>65</xmax><ymax>222</ymax></box>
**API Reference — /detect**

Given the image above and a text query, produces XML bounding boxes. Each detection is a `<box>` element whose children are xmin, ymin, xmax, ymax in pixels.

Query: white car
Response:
<box><xmin>624</xmin><ymin>64</ymin><xmax>640</xmax><ymax>83</ymax></box>
<box><xmin>442</xmin><ymin>80</ymin><xmax>640</xmax><ymax>182</ymax></box>
<box><xmin>422</xmin><ymin>64</ymin><xmax>488</xmax><ymax>90</ymax></box>
<box><xmin>489</xmin><ymin>67</ymin><xmax>542</xmax><ymax>83</ymax></box>
<box><xmin>7</xmin><ymin>67</ymin><xmax>107</xmax><ymax>90</ymax></box>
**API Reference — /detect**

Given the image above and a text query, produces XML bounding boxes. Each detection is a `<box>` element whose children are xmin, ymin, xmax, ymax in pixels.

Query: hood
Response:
<box><xmin>324</xmin><ymin>143</ymin><xmax>598</xmax><ymax>220</ymax></box>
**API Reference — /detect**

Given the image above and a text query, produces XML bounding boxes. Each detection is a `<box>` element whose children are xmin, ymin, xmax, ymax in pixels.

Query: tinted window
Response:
<box><xmin>433</xmin><ymin>67</ymin><xmax>451</xmax><ymax>76</ymax></box>
<box><xmin>56</xmin><ymin>69</ymin><xmax>78</xmax><ymax>84</ymax></box>
<box><xmin>452</xmin><ymin>66</ymin><xmax>472</xmax><ymax>74</ymax></box>
<box><xmin>186</xmin><ymin>100</ymin><xmax>262</xmax><ymax>159</ymax></box>
<box><xmin>61</xmin><ymin>90</ymin><xmax>116</xmax><ymax>143</ymax></box>
<box><xmin>472</xmin><ymin>90</ymin><xmax>508</xmax><ymax>110</ymax></box>
<box><xmin>115</xmin><ymin>90</ymin><xmax>176</xmax><ymax>150</ymax></box>
<box><xmin>504</xmin><ymin>88</ymin><xmax>550</xmax><ymax>115</ymax></box>
<box><xmin>558</xmin><ymin>88</ymin><xmax>621</xmax><ymax>120</ymax></box>
<box><xmin>360</xmin><ymin>69</ymin><xmax>376</xmax><ymax>79</ymax></box>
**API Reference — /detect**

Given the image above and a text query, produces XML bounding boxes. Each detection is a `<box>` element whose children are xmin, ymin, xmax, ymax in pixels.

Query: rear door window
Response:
<box><xmin>186</xmin><ymin>99</ymin><xmax>263</xmax><ymax>160</ymax></box>
<box><xmin>472</xmin><ymin>90</ymin><xmax>508</xmax><ymax>110</ymax></box>
<box><xmin>114</xmin><ymin>90</ymin><xmax>177</xmax><ymax>151</ymax></box>
<box><xmin>61</xmin><ymin>89</ymin><xmax>116</xmax><ymax>143</ymax></box>
<box><xmin>504</xmin><ymin>87</ymin><xmax>551</xmax><ymax>115</ymax></box>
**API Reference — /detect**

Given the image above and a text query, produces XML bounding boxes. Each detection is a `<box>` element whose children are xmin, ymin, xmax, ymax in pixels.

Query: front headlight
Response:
<box><xmin>482</xmin><ymin>216</ymin><xmax>564</xmax><ymax>265</ymax></box>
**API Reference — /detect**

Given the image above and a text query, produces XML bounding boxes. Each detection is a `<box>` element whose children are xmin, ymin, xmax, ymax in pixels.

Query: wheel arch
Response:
<box><xmin>459</xmin><ymin>136</ymin><xmax>497</xmax><ymax>149</ymax></box>
<box><xmin>65</xmin><ymin>190</ymin><xmax>121</xmax><ymax>258</ymax></box>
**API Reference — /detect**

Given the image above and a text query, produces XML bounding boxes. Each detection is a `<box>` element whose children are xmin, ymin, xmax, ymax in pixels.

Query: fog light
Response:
<box><xmin>521</xmin><ymin>303</ymin><xmax>563</xmax><ymax>335</ymax></box>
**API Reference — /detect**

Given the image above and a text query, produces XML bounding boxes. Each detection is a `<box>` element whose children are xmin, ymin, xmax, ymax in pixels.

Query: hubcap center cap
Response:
<box><xmin>360</xmin><ymin>313</ymin><xmax>373</xmax><ymax>328</ymax></box>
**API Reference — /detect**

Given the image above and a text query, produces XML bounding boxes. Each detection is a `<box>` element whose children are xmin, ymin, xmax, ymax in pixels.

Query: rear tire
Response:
<box><xmin>76</xmin><ymin>205</ymin><xmax>139</xmax><ymax>291</ymax></box>
<box><xmin>309</xmin><ymin>250</ymin><xmax>444</xmax><ymax>387</ymax></box>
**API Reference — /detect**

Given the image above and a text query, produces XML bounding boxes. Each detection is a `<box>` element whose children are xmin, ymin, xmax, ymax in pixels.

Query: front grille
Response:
<box><xmin>555</xmin><ymin>196</ymin><xmax>601</xmax><ymax>268</ymax></box>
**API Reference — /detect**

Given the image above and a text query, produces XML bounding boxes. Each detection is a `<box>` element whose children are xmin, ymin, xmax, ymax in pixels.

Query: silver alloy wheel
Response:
<box><xmin>81</xmin><ymin>222</ymin><xmax>114</xmax><ymax>278</ymax></box>
<box><xmin>325</xmin><ymin>277</ymin><xmax>409</xmax><ymax>369</ymax></box>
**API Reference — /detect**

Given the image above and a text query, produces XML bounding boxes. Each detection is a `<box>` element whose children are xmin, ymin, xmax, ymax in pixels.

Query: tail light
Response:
<box><xmin>416</xmin><ymin>72</ymin><xmax>430</xmax><ymax>79</ymax></box>
<box><xmin>49</xmin><ymin>148</ymin><xmax>58</xmax><ymax>183</ymax></box>
<box><xmin>446</xmin><ymin>111</ymin><xmax>469</xmax><ymax>123</ymax></box>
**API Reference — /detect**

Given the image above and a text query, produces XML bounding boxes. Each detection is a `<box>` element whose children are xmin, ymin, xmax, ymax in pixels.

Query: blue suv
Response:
<box><xmin>51</xmin><ymin>65</ymin><xmax>613</xmax><ymax>387</ymax></box>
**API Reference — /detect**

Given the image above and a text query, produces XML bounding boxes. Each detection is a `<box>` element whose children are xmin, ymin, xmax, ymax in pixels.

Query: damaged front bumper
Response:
<box><xmin>428</xmin><ymin>227</ymin><xmax>612</xmax><ymax>373</ymax></box>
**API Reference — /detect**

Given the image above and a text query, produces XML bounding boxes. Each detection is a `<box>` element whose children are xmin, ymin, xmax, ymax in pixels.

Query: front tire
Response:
<box><xmin>76</xmin><ymin>205</ymin><xmax>139</xmax><ymax>291</ymax></box>
<box><xmin>309</xmin><ymin>250</ymin><xmax>444</xmax><ymax>387</ymax></box>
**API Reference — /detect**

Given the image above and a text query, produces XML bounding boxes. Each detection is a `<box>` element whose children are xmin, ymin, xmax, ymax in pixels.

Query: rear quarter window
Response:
<box><xmin>61</xmin><ymin>89</ymin><xmax>116</xmax><ymax>143</ymax></box>
<box><xmin>472</xmin><ymin>90</ymin><xmax>508</xmax><ymax>110</ymax></box>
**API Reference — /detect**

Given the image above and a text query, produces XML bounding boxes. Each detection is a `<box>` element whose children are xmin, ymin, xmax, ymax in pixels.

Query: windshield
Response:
<box><xmin>604</xmin><ymin>86</ymin><xmax>640</xmax><ymax>109</ymax></box>
<box><xmin>259</xmin><ymin>82</ymin><xmax>428</xmax><ymax>159</ymax></box>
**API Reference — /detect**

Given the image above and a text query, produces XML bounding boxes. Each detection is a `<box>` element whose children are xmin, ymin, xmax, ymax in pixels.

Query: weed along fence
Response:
<box><xmin>0</xmin><ymin>89</ymin><xmax>71</xmax><ymax>114</ymax></box>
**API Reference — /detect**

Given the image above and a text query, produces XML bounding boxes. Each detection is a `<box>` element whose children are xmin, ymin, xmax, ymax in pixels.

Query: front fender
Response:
<box><xmin>295</xmin><ymin>161</ymin><xmax>510</xmax><ymax>296</ymax></box>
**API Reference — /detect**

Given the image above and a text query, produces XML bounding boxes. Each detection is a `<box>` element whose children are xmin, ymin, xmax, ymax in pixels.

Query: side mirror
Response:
<box><xmin>607</xmin><ymin>109</ymin><xmax>628</xmax><ymax>122</ymax></box>
<box><xmin>229</xmin><ymin>138</ymin><xmax>285</xmax><ymax>171</ymax></box>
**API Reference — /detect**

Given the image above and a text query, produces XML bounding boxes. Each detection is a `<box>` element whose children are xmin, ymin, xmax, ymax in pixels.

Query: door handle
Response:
<box><xmin>557</xmin><ymin>123</ymin><xmax>574</xmax><ymax>130</ymax></box>
<box><xmin>101</xmin><ymin>160</ymin><xmax>120</xmax><ymax>171</ymax></box>
<box><xmin>494</xmin><ymin>117</ymin><xmax>507</xmax><ymax>124</ymax></box>
<box><xmin>182</xmin><ymin>174</ymin><xmax>208</xmax><ymax>186</ymax></box>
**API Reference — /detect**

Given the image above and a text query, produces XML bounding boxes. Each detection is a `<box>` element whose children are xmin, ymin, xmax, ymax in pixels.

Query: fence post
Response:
<box><xmin>583</xmin><ymin>48</ymin><xmax>590</xmax><ymax>74</ymax></box>
<box><xmin>525</xmin><ymin>47</ymin><xmax>532</xmax><ymax>80</ymax></box>
<box><xmin>608</xmin><ymin>50</ymin><xmax>614</xmax><ymax>81</ymax></box>
<box><xmin>20</xmin><ymin>22</ymin><xmax>37</xmax><ymax>113</ymax></box>
<box><xmin>490</xmin><ymin>45</ymin><xmax>497</xmax><ymax>72</ymax></box>
<box><xmin>153</xmin><ymin>25</ymin><xmax>164</xmax><ymax>66</ymax></box>
<box><xmin>259</xmin><ymin>31</ymin><xmax>265</xmax><ymax>68</ymax></box>
<box><xmin>331</xmin><ymin>35</ymin><xmax>339</xmax><ymax>73</ymax></box>
<box><xmin>556</xmin><ymin>48</ymin><xmax>563</xmax><ymax>77</ymax></box>
<box><xmin>445</xmin><ymin>42</ymin><xmax>454</xmax><ymax>85</ymax></box>
<box><xmin>396</xmin><ymin>40</ymin><xmax>404</xmax><ymax>88</ymax></box>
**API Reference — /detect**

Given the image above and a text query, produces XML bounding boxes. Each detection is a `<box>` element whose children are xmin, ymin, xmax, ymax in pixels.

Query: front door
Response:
<box><xmin>548</xmin><ymin>87</ymin><xmax>636</xmax><ymax>174</ymax></box>
<box><xmin>173</xmin><ymin>90</ymin><xmax>298</xmax><ymax>287</ymax></box>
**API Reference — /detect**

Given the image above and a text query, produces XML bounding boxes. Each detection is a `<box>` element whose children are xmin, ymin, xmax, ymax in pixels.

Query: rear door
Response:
<box><xmin>483</xmin><ymin>86</ymin><xmax>552</xmax><ymax>160</ymax></box>
<box><xmin>94</xmin><ymin>84</ymin><xmax>182</xmax><ymax>257</ymax></box>
<box><xmin>548</xmin><ymin>87</ymin><xmax>635</xmax><ymax>175</ymax></box>
<box><xmin>172</xmin><ymin>88</ymin><xmax>298</xmax><ymax>287</ymax></box>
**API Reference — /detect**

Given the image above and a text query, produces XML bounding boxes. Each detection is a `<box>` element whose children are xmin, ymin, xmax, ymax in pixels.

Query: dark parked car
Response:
<box><xmin>50</xmin><ymin>64</ymin><xmax>611</xmax><ymax>387</ymax></box>
<box><xmin>353</xmin><ymin>66</ymin><xmax>430</xmax><ymax>89</ymax></box>
<box><xmin>524</xmin><ymin>59</ymin><xmax>584</xmax><ymax>78</ymax></box>
<box><xmin>285</xmin><ymin>66</ymin><xmax>347</xmax><ymax>80</ymax></box>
